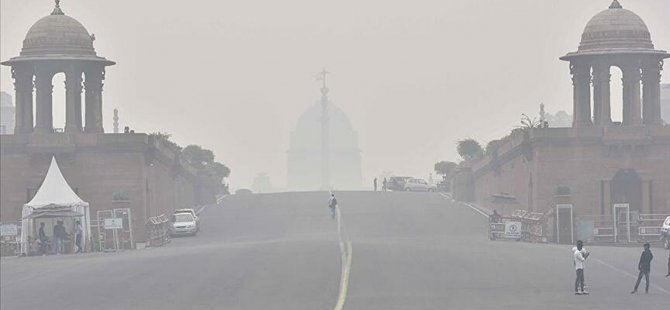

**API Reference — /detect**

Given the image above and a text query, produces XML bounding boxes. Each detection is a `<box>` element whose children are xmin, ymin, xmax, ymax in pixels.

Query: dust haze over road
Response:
<box><xmin>2</xmin><ymin>192</ymin><xmax>669</xmax><ymax>309</ymax></box>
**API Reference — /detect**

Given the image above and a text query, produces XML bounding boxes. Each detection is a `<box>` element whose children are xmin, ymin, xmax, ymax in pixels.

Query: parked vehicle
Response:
<box><xmin>662</xmin><ymin>216</ymin><xmax>670</xmax><ymax>249</ymax></box>
<box><xmin>170</xmin><ymin>213</ymin><xmax>199</xmax><ymax>236</ymax></box>
<box><xmin>386</xmin><ymin>176</ymin><xmax>411</xmax><ymax>191</ymax></box>
<box><xmin>403</xmin><ymin>178</ymin><xmax>437</xmax><ymax>192</ymax></box>
<box><xmin>174</xmin><ymin>208</ymin><xmax>199</xmax><ymax>223</ymax></box>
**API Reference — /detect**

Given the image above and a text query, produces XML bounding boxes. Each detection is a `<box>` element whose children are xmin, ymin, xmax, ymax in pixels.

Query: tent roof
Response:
<box><xmin>25</xmin><ymin>157</ymin><xmax>88</xmax><ymax>209</ymax></box>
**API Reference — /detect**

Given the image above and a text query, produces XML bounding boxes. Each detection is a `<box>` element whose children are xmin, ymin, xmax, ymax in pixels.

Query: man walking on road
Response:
<box><xmin>573</xmin><ymin>240</ymin><xmax>589</xmax><ymax>295</ymax></box>
<box><xmin>631</xmin><ymin>243</ymin><xmax>653</xmax><ymax>294</ymax></box>
<box><xmin>382</xmin><ymin>178</ymin><xmax>387</xmax><ymax>192</ymax></box>
<box><xmin>328</xmin><ymin>194</ymin><xmax>338</xmax><ymax>219</ymax></box>
<box><xmin>373</xmin><ymin>178</ymin><xmax>378</xmax><ymax>191</ymax></box>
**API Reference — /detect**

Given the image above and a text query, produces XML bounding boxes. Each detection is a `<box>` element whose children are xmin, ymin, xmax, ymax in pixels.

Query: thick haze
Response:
<box><xmin>1</xmin><ymin>0</ymin><xmax>669</xmax><ymax>189</ymax></box>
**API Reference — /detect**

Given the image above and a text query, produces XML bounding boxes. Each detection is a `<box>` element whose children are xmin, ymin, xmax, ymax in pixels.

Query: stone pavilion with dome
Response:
<box><xmin>0</xmin><ymin>1</ymin><xmax>217</xmax><ymax>244</ymax></box>
<box><xmin>454</xmin><ymin>0</ymin><xmax>670</xmax><ymax>244</ymax></box>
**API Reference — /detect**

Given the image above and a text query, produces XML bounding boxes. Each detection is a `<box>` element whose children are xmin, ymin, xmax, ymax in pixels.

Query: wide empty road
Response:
<box><xmin>1</xmin><ymin>191</ymin><xmax>669</xmax><ymax>309</ymax></box>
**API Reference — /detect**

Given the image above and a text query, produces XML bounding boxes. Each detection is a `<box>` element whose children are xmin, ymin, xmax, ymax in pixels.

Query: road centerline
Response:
<box><xmin>335</xmin><ymin>206</ymin><xmax>353</xmax><ymax>310</ymax></box>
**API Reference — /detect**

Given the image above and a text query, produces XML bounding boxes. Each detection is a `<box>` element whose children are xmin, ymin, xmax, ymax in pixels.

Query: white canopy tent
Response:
<box><xmin>21</xmin><ymin>157</ymin><xmax>91</xmax><ymax>255</ymax></box>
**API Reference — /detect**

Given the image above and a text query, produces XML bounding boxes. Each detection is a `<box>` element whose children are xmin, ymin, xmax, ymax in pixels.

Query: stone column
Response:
<box><xmin>592</xmin><ymin>63</ymin><xmax>612</xmax><ymax>126</ymax></box>
<box><xmin>571</xmin><ymin>62</ymin><xmax>592</xmax><ymax>127</ymax></box>
<box><xmin>641</xmin><ymin>59</ymin><xmax>662</xmax><ymax>125</ymax></box>
<box><xmin>84</xmin><ymin>69</ymin><xmax>104</xmax><ymax>133</ymax></box>
<box><xmin>34</xmin><ymin>69</ymin><xmax>54</xmax><ymax>134</ymax></box>
<box><xmin>622</xmin><ymin>65</ymin><xmax>642</xmax><ymax>126</ymax></box>
<box><xmin>12</xmin><ymin>66</ymin><xmax>34</xmax><ymax>134</ymax></box>
<box><xmin>64</xmin><ymin>69</ymin><xmax>83</xmax><ymax>133</ymax></box>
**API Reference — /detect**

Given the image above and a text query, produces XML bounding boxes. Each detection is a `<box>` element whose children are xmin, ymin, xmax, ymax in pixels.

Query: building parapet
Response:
<box><xmin>470</xmin><ymin>125</ymin><xmax>670</xmax><ymax>178</ymax></box>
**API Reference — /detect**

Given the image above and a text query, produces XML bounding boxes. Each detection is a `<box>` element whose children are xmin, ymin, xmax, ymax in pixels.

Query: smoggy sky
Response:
<box><xmin>2</xmin><ymin>0</ymin><xmax>669</xmax><ymax>189</ymax></box>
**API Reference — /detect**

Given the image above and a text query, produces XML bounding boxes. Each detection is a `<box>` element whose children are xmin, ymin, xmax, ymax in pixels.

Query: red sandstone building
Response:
<box><xmin>0</xmin><ymin>2</ymin><xmax>217</xmax><ymax>244</ymax></box>
<box><xmin>454</xmin><ymin>1</ymin><xmax>670</xmax><ymax>244</ymax></box>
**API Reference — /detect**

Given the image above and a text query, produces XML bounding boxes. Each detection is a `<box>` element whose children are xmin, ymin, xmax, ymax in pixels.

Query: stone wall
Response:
<box><xmin>0</xmin><ymin>133</ymin><xmax>216</xmax><ymax>241</ymax></box>
<box><xmin>469</xmin><ymin>126</ymin><xmax>670</xmax><ymax>217</ymax></box>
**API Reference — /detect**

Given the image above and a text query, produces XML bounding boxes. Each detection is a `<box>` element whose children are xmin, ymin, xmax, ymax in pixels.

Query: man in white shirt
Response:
<box><xmin>573</xmin><ymin>240</ymin><xmax>590</xmax><ymax>295</ymax></box>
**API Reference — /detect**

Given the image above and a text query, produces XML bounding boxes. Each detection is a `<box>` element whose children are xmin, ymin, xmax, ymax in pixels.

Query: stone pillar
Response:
<box><xmin>571</xmin><ymin>62</ymin><xmax>592</xmax><ymax>127</ymax></box>
<box><xmin>34</xmin><ymin>69</ymin><xmax>54</xmax><ymax>134</ymax></box>
<box><xmin>12</xmin><ymin>66</ymin><xmax>34</xmax><ymax>134</ymax></box>
<box><xmin>65</xmin><ymin>69</ymin><xmax>83</xmax><ymax>133</ymax></box>
<box><xmin>84</xmin><ymin>69</ymin><xmax>104</xmax><ymax>133</ymax></box>
<box><xmin>592</xmin><ymin>63</ymin><xmax>612</xmax><ymax>126</ymax></box>
<box><xmin>641</xmin><ymin>59</ymin><xmax>662</xmax><ymax>126</ymax></box>
<box><xmin>622</xmin><ymin>65</ymin><xmax>642</xmax><ymax>126</ymax></box>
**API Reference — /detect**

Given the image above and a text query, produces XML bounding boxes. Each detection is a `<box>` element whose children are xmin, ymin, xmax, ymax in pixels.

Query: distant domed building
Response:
<box><xmin>288</xmin><ymin>78</ymin><xmax>362</xmax><ymax>191</ymax></box>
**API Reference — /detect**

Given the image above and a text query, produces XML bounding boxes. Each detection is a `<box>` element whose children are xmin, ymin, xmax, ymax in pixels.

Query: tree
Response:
<box><xmin>520</xmin><ymin>113</ymin><xmax>541</xmax><ymax>129</ymax></box>
<box><xmin>183</xmin><ymin>145</ymin><xmax>215</xmax><ymax>168</ymax></box>
<box><xmin>434</xmin><ymin>161</ymin><xmax>457</xmax><ymax>176</ymax></box>
<box><xmin>485</xmin><ymin>139</ymin><xmax>504</xmax><ymax>156</ymax></box>
<box><xmin>457</xmin><ymin>139</ymin><xmax>483</xmax><ymax>160</ymax></box>
<box><xmin>209</xmin><ymin>162</ymin><xmax>231</xmax><ymax>181</ymax></box>
<box><xmin>149</xmin><ymin>132</ymin><xmax>182</xmax><ymax>152</ymax></box>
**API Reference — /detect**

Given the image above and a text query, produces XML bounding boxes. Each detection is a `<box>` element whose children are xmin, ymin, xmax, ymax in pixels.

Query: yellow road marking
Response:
<box><xmin>335</xmin><ymin>241</ymin><xmax>352</xmax><ymax>310</ymax></box>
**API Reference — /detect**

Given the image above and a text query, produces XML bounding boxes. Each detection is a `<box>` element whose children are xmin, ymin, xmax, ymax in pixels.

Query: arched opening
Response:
<box><xmin>610</xmin><ymin>66</ymin><xmax>624</xmax><ymax>124</ymax></box>
<box><xmin>610</xmin><ymin>169</ymin><xmax>642</xmax><ymax>213</ymax></box>
<box><xmin>52</xmin><ymin>72</ymin><xmax>66</xmax><ymax>132</ymax></box>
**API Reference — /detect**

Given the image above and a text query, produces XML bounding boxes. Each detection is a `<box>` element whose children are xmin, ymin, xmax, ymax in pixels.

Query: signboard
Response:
<box><xmin>0</xmin><ymin>224</ymin><xmax>18</xmax><ymax>236</ymax></box>
<box><xmin>504</xmin><ymin>221</ymin><xmax>522</xmax><ymax>239</ymax></box>
<box><xmin>104</xmin><ymin>218</ymin><xmax>123</xmax><ymax>230</ymax></box>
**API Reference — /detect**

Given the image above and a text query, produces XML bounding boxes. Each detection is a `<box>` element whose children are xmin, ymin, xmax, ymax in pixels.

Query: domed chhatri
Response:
<box><xmin>560</xmin><ymin>0</ymin><xmax>668</xmax><ymax>129</ymax></box>
<box><xmin>578</xmin><ymin>0</ymin><xmax>653</xmax><ymax>51</ymax></box>
<box><xmin>21</xmin><ymin>9</ymin><xmax>96</xmax><ymax>57</ymax></box>
<box><xmin>3</xmin><ymin>0</ymin><xmax>112</xmax><ymax>63</ymax></box>
<box><xmin>1</xmin><ymin>1</ymin><xmax>115</xmax><ymax>135</ymax></box>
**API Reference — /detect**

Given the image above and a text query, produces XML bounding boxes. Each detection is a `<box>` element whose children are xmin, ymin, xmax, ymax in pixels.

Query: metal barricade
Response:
<box><xmin>145</xmin><ymin>214</ymin><xmax>171</xmax><ymax>247</ymax></box>
<box><xmin>637</xmin><ymin>213</ymin><xmax>669</xmax><ymax>242</ymax></box>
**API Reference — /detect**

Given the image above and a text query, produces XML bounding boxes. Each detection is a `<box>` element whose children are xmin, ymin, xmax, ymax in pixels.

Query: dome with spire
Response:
<box><xmin>561</xmin><ymin>0</ymin><xmax>668</xmax><ymax>60</ymax></box>
<box><xmin>21</xmin><ymin>0</ymin><xmax>96</xmax><ymax>57</ymax></box>
<box><xmin>287</xmin><ymin>98</ymin><xmax>362</xmax><ymax>191</ymax></box>
<box><xmin>578</xmin><ymin>0</ymin><xmax>653</xmax><ymax>52</ymax></box>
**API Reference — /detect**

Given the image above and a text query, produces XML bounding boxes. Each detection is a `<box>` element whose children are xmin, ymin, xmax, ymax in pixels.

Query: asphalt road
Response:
<box><xmin>1</xmin><ymin>191</ymin><xmax>669</xmax><ymax>310</ymax></box>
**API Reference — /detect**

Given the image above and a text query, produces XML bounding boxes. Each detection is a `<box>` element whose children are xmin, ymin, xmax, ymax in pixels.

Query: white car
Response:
<box><xmin>403</xmin><ymin>178</ymin><xmax>437</xmax><ymax>192</ymax></box>
<box><xmin>174</xmin><ymin>208</ymin><xmax>199</xmax><ymax>223</ymax></box>
<box><xmin>171</xmin><ymin>213</ymin><xmax>199</xmax><ymax>236</ymax></box>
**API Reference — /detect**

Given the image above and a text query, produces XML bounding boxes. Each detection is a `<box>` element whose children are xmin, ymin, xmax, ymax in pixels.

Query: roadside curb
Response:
<box><xmin>194</xmin><ymin>194</ymin><xmax>229</xmax><ymax>216</ymax></box>
<box><xmin>439</xmin><ymin>193</ymin><xmax>492</xmax><ymax>217</ymax></box>
<box><xmin>195</xmin><ymin>205</ymin><xmax>208</xmax><ymax>216</ymax></box>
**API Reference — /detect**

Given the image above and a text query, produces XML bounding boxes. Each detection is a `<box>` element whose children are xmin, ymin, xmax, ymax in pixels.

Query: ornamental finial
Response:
<box><xmin>609</xmin><ymin>0</ymin><xmax>623</xmax><ymax>9</ymax></box>
<box><xmin>51</xmin><ymin>0</ymin><xmax>64</xmax><ymax>15</ymax></box>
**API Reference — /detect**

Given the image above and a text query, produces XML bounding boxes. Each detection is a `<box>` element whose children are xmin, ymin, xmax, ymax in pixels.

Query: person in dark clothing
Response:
<box><xmin>631</xmin><ymin>243</ymin><xmax>653</xmax><ymax>294</ymax></box>
<box><xmin>490</xmin><ymin>210</ymin><xmax>501</xmax><ymax>223</ymax></box>
<box><xmin>38</xmin><ymin>222</ymin><xmax>48</xmax><ymax>255</ymax></box>
<box><xmin>328</xmin><ymin>194</ymin><xmax>338</xmax><ymax>219</ymax></box>
<box><xmin>53</xmin><ymin>220</ymin><xmax>69</xmax><ymax>254</ymax></box>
